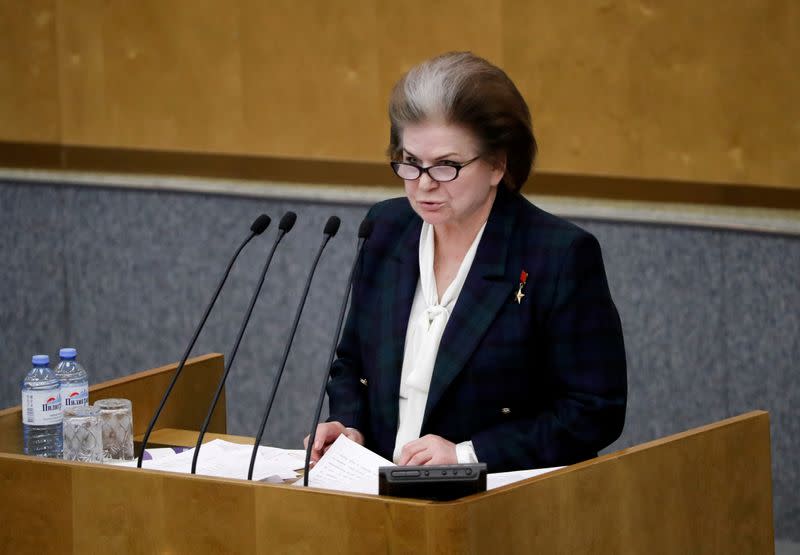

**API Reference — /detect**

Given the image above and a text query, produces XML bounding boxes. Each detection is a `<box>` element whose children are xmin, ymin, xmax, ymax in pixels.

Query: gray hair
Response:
<box><xmin>393</xmin><ymin>52</ymin><xmax>478</xmax><ymax>123</ymax></box>
<box><xmin>387</xmin><ymin>51</ymin><xmax>537</xmax><ymax>192</ymax></box>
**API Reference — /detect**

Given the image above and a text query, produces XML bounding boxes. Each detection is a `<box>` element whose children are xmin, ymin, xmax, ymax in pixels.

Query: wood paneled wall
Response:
<box><xmin>1</xmin><ymin>1</ymin><xmax>799</xmax><ymax>190</ymax></box>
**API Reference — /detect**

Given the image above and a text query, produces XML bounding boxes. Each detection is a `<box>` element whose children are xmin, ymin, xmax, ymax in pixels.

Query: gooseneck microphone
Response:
<box><xmin>137</xmin><ymin>214</ymin><xmax>271</xmax><ymax>468</ymax></box>
<box><xmin>190</xmin><ymin>211</ymin><xmax>297</xmax><ymax>474</ymax></box>
<box><xmin>246</xmin><ymin>216</ymin><xmax>341</xmax><ymax>480</ymax></box>
<box><xmin>302</xmin><ymin>217</ymin><xmax>373</xmax><ymax>485</ymax></box>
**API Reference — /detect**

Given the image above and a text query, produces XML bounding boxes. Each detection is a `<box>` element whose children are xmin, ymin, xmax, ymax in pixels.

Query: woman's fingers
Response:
<box><xmin>398</xmin><ymin>434</ymin><xmax>457</xmax><ymax>466</ymax></box>
<box><xmin>305</xmin><ymin>422</ymin><xmax>366</xmax><ymax>462</ymax></box>
<box><xmin>305</xmin><ymin>422</ymin><xmax>344</xmax><ymax>461</ymax></box>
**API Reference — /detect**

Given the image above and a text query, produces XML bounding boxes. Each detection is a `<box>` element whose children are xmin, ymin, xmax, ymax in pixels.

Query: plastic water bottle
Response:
<box><xmin>54</xmin><ymin>347</ymin><xmax>89</xmax><ymax>409</ymax></box>
<box><xmin>21</xmin><ymin>354</ymin><xmax>63</xmax><ymax>458</ymax></box>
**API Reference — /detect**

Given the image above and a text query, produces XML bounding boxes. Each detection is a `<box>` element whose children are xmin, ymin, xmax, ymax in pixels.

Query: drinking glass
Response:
<box><xmin>62</xmin><ymin>405</ymin><xmax>104</xmax><ymax>463</ymax></box>
<box><xmin>95</xmin><ymin>398</ymin><xmax>134</xmax><ymax>461</ymax></box>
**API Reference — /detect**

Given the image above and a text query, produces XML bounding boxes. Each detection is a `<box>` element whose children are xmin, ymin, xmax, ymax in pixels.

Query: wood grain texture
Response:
<box><xmin>373</xmin><ymin>0</ymin><xmax>503</xmax><ymax>157</ymax></box>
<box><xmin>504</xmin><ymin>0</ymin><xmax>800</xmax><ymax>189</ymax></box>
<box><xmin>0</xmin><ymin>455</ymin><xmax>73</xmax><ymax>553</ymax></box>
<box><xmin>0</xmin><ymin>353</ymin><xmax>226</xmax><ymax>454</ymax></box>
<box><xmin>1</xmin><ymin>2</ymin><xmax>799</xmax><ymax>191</ymax></box>
<box><xmin>71</xmin><ymin>463</ymin><xmax>168</xmax><ymax>553</ymax></box>
<box><xmin>0</xmin><ymin>408</ymin><xmax>774</xmax><ymax>553</ymax></box>
<box><xmin>239</xmin><ymin>0</ymin><xmax>383</xmax><ymax>160</ymax></box>
<box><xmin>87</xmin><ymin>352</ymin><xmax>227</xmax><ymax>437</ymax></box>
<box><xmin>446</xmin><ymin>411</ymin><xmax>775</xmax><ymax>553</ymax></box>
<box><xmin>4</xmin><ymin>140</ymin><xmax>800</xmax><ymax>209</ymax></box>
<box><xmin>138</xmin><ymin>427</ymin><xmax>255</xmax><ymax>447</ymax></box>
<box><xmin>57</xmin><ymin>0</ymin><xmax>245</xmax><ymax>152</ymax></box>
<box><xmin>0</xmin><ymin>0</ymin><xmax>60</xmax><ymax>142</ymax></box>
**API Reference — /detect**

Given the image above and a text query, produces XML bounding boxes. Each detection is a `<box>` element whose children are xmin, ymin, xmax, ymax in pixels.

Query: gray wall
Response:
<box><xmin>1</xmin><ymin>179</ymin><xmax>797</xmax><ymax>541</ymax></box>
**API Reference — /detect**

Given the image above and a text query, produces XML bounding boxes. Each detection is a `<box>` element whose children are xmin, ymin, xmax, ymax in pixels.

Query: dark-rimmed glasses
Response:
<box><xmin>390</xmin><ymin>156</ymin><xmax>480</xmax><ymax>183</ymax></box>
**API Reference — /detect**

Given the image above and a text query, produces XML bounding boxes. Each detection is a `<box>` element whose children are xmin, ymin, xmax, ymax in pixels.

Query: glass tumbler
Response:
<box><xmin>95</xmin><ymin>398</ymin><xmax>134</xmax><ymax>461</ymax></box>
<box><xmin>62</xmin><ymin>405</ymin><xmax>104</xmax><ymax>463</ymax></box>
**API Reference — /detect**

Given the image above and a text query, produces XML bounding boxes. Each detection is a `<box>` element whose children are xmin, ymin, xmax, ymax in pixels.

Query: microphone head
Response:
<box><xmin>324</xmin><ymin>216</ymin><xmax>341</xmax><ymax>237</ymax></box>
<box><xmin>250</xmin><ymin>214</ymin><xmax>271</xmax><ymax>235</ymax></box>
<box><xmin>279</xmin><ymin>211</ymin><xmax>297</xmax><ymax>233</ymax></box>
<box><xmin>357</xmin><ymin>218</ymin><xmax>373</xmax><ymax>239</ymax></box>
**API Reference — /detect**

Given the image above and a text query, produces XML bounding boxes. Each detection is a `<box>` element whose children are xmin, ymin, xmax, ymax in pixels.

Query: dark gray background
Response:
<box><xmin>1</xmin><ymin>179</ymin><xmax>797</xmax><ymax>543</ymax></box>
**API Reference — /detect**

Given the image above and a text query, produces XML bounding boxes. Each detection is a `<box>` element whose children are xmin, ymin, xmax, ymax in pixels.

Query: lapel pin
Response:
<box><xmin>515</xmin><ymin>270</ymin><xmax>528</xmax><ymax>305</ymax></box>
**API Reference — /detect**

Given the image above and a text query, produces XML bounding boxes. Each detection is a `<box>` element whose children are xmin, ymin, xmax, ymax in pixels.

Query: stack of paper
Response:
<box><xmin>114</xmin><ymin>436</ymin><xmax>563</xmax><ymax>494</ymax></box>
<box><xmin>114</xmin><ymin>439</ymin><xmax>305</xmax><ymax>482</ymax></box>
<box><xmin>297</xmin><ymin>434</ymin><xmax>395</xmax><ymax>494</ymax></box>
<box><xmin>300</xmin><ymin>435</ymin><xmax>564</xmax><ymax>495</ymax></box>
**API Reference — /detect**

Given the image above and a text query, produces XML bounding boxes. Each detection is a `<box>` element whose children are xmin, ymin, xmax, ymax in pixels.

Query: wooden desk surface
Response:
<box><xmin>136</xmin><ymin>427</ymin><xmax>255</xmax><ymax>448</ymax></box>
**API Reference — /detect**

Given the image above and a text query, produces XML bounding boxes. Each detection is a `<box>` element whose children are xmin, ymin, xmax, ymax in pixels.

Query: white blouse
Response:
<box><xmin>392</xmin><ymin>220</ymin><xmax>487</xmax><ymax>464</ymax></box>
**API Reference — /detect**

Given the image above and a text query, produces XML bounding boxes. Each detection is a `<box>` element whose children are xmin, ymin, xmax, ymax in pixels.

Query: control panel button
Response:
<box><xmin>391</xmin><ymin>470</ymin><xmax>421</xmax><ymax>478</ymax></box>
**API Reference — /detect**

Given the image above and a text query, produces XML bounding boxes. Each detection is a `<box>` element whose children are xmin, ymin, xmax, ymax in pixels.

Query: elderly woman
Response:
<box><xmin>307</xmin><ymin>52</ymin><xmax>627</xmax><ymax>472</ymax></box>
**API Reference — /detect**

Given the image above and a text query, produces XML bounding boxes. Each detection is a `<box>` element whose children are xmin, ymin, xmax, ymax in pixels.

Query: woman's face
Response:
<box><xmin>401</xmin><ymin>121</ymin><xmax>505</xmax><ymax>234</ymax></box>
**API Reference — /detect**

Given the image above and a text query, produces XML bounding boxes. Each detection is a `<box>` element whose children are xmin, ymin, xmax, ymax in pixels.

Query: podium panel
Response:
<box><xmin>0</xmin><ymin>356</ymin><xmax>774</xmax><ymax>554</ymax></box>
<box><xmin>0</xmin><ymin>353</ymin><xmax>226</xmax><ymax>455</ymax></box>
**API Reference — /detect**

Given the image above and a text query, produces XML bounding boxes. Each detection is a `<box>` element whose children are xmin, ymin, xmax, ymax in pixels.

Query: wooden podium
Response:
<box><xmin>0</xmin><ymin>354</ymin><xmax>775</xmax><ymax>553</ymax></box>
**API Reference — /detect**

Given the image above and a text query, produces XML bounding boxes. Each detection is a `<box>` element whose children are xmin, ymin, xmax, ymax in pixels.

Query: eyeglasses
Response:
<box><xmin>390</xmin><ymin>156</ymin><xmax>480</xmax><ymax>183</ymax></box>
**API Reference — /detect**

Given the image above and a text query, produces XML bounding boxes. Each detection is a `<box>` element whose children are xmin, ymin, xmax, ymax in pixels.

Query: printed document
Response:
<box><xmin>114</xmin><ymin>439</ymin><xmax>304</xmax><ymax>481</ymax></box>
<box><xmin>298</xmin><ymin>435</ymin><xmax>563</xmax><ymax>495</ymax></box>
<box><xmin>298</xmin><ymin>434</ymin><xmax>394</xmax><ymax>494</ymax></box>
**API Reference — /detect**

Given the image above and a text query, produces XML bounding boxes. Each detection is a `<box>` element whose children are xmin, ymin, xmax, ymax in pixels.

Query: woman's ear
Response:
<box><xmin>489</xmin><ymin>152</ymin><xmax>507</xmax><ymax>187</ymax></box>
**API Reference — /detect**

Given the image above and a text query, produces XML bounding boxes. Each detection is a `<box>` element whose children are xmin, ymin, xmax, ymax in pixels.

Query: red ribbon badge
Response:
<box><xmin>515</xmin><ymin>270</ymin><xmax>528</xmax><ymax>304</ymax></box>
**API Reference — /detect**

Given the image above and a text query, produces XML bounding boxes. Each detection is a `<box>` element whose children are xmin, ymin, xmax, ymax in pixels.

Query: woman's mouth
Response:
<box><xmin>418</xmin><ymin>200</ymin><xmax>444</xmax><ymax>210</ymax></box>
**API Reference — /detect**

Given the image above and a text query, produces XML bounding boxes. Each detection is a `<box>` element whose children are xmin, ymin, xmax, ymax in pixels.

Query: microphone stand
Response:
<box><xmin>247</xmin><ymin>216</ymin><xmax>341</xmax><ymax>480</ymax></box>
<box><xmin>190</xmin><ymin>212</ymin><xmax>296</xmax><ymax>474</ymax></box>
<box><xmin>137</xmin><ymin>214</ymin><xmax>270</xmax><ymax>468</ymax></box>
<box><xmin>302</xmin><ymin>218</ymin><xmax>372</xmax><ymax>485</ymax></box>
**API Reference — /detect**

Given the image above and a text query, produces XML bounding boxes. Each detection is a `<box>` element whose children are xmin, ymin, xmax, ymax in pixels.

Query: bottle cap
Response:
<box><xmin>32</xmin><ymin>354</ymin><xmax>49</xmax><ymax>365</ymax></box>
<box><xmin>59</xmin><ymin>347</ymin><xmax>77</xmax><ymax>359</ymax></box>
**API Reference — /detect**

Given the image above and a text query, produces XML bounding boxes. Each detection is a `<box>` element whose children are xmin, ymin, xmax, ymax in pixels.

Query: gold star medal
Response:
<box><xmin>515</xmin><ymin>270</ymin><xmax>528</xmax><ymax>304</ymax></box>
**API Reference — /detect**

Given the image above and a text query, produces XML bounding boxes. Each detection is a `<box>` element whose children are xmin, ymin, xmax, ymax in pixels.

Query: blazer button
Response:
<box><xmin>360</xmin><ymin>378</ymin><xmax>368</xmax><ymax>386</ymax></box>
<box><xmin>501</xmin><ymin>407</ymin><xmax>511</xmax><ymax>415</ymax></box>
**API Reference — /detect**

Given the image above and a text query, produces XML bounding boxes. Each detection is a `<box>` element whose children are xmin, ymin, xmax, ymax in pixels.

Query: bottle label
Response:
<box><xmin>21</xmin><ymin>390</ymin><xmax>63</xmax><ymax>425</ymax></box>
<box><xmin>62</xmin><ymin>384</ymin><xmax>89</xmax><ymax>408</ymax></box>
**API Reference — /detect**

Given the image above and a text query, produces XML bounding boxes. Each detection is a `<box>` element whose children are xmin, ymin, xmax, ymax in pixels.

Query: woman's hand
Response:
<box><xmin>303</xmin><ymin>421</ymin><xmax>364</xmax><ymax>464</ymax></box>
<box><xmin>398</xmin><ymin>434</ymin><xmax>457</xmax><ymax>466</ymax></box>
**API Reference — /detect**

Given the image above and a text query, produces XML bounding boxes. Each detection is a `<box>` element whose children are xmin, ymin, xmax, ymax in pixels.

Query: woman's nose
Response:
<box><xmin>418</xmin><ymin>172</ymin><xmax>438</xmax><ymax>190</ymax></box>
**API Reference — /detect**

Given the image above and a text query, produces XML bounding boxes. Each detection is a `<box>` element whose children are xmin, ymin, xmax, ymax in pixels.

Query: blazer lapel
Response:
<box><xmin>422</xmin><ymin>189</ymin><xmax>518</xmax><ymax>426</ymax></box>
<box><xmin>375</xmin><ymin>214</ymin><xmax>421</xmax><ymax>435</ymax></box>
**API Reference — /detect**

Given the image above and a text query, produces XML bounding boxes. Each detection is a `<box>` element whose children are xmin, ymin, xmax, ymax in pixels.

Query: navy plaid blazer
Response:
<box><xmin>327</xmin><ymin>187</ymin><xmax>627</xmax><ymax>472</ymax></box>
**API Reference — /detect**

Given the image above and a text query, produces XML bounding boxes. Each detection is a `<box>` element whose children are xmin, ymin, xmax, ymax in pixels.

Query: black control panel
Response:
<box><xmin>378</xmin><ymin>463</ymin><xmax>487</xmax><ymax>501</ymax></box>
